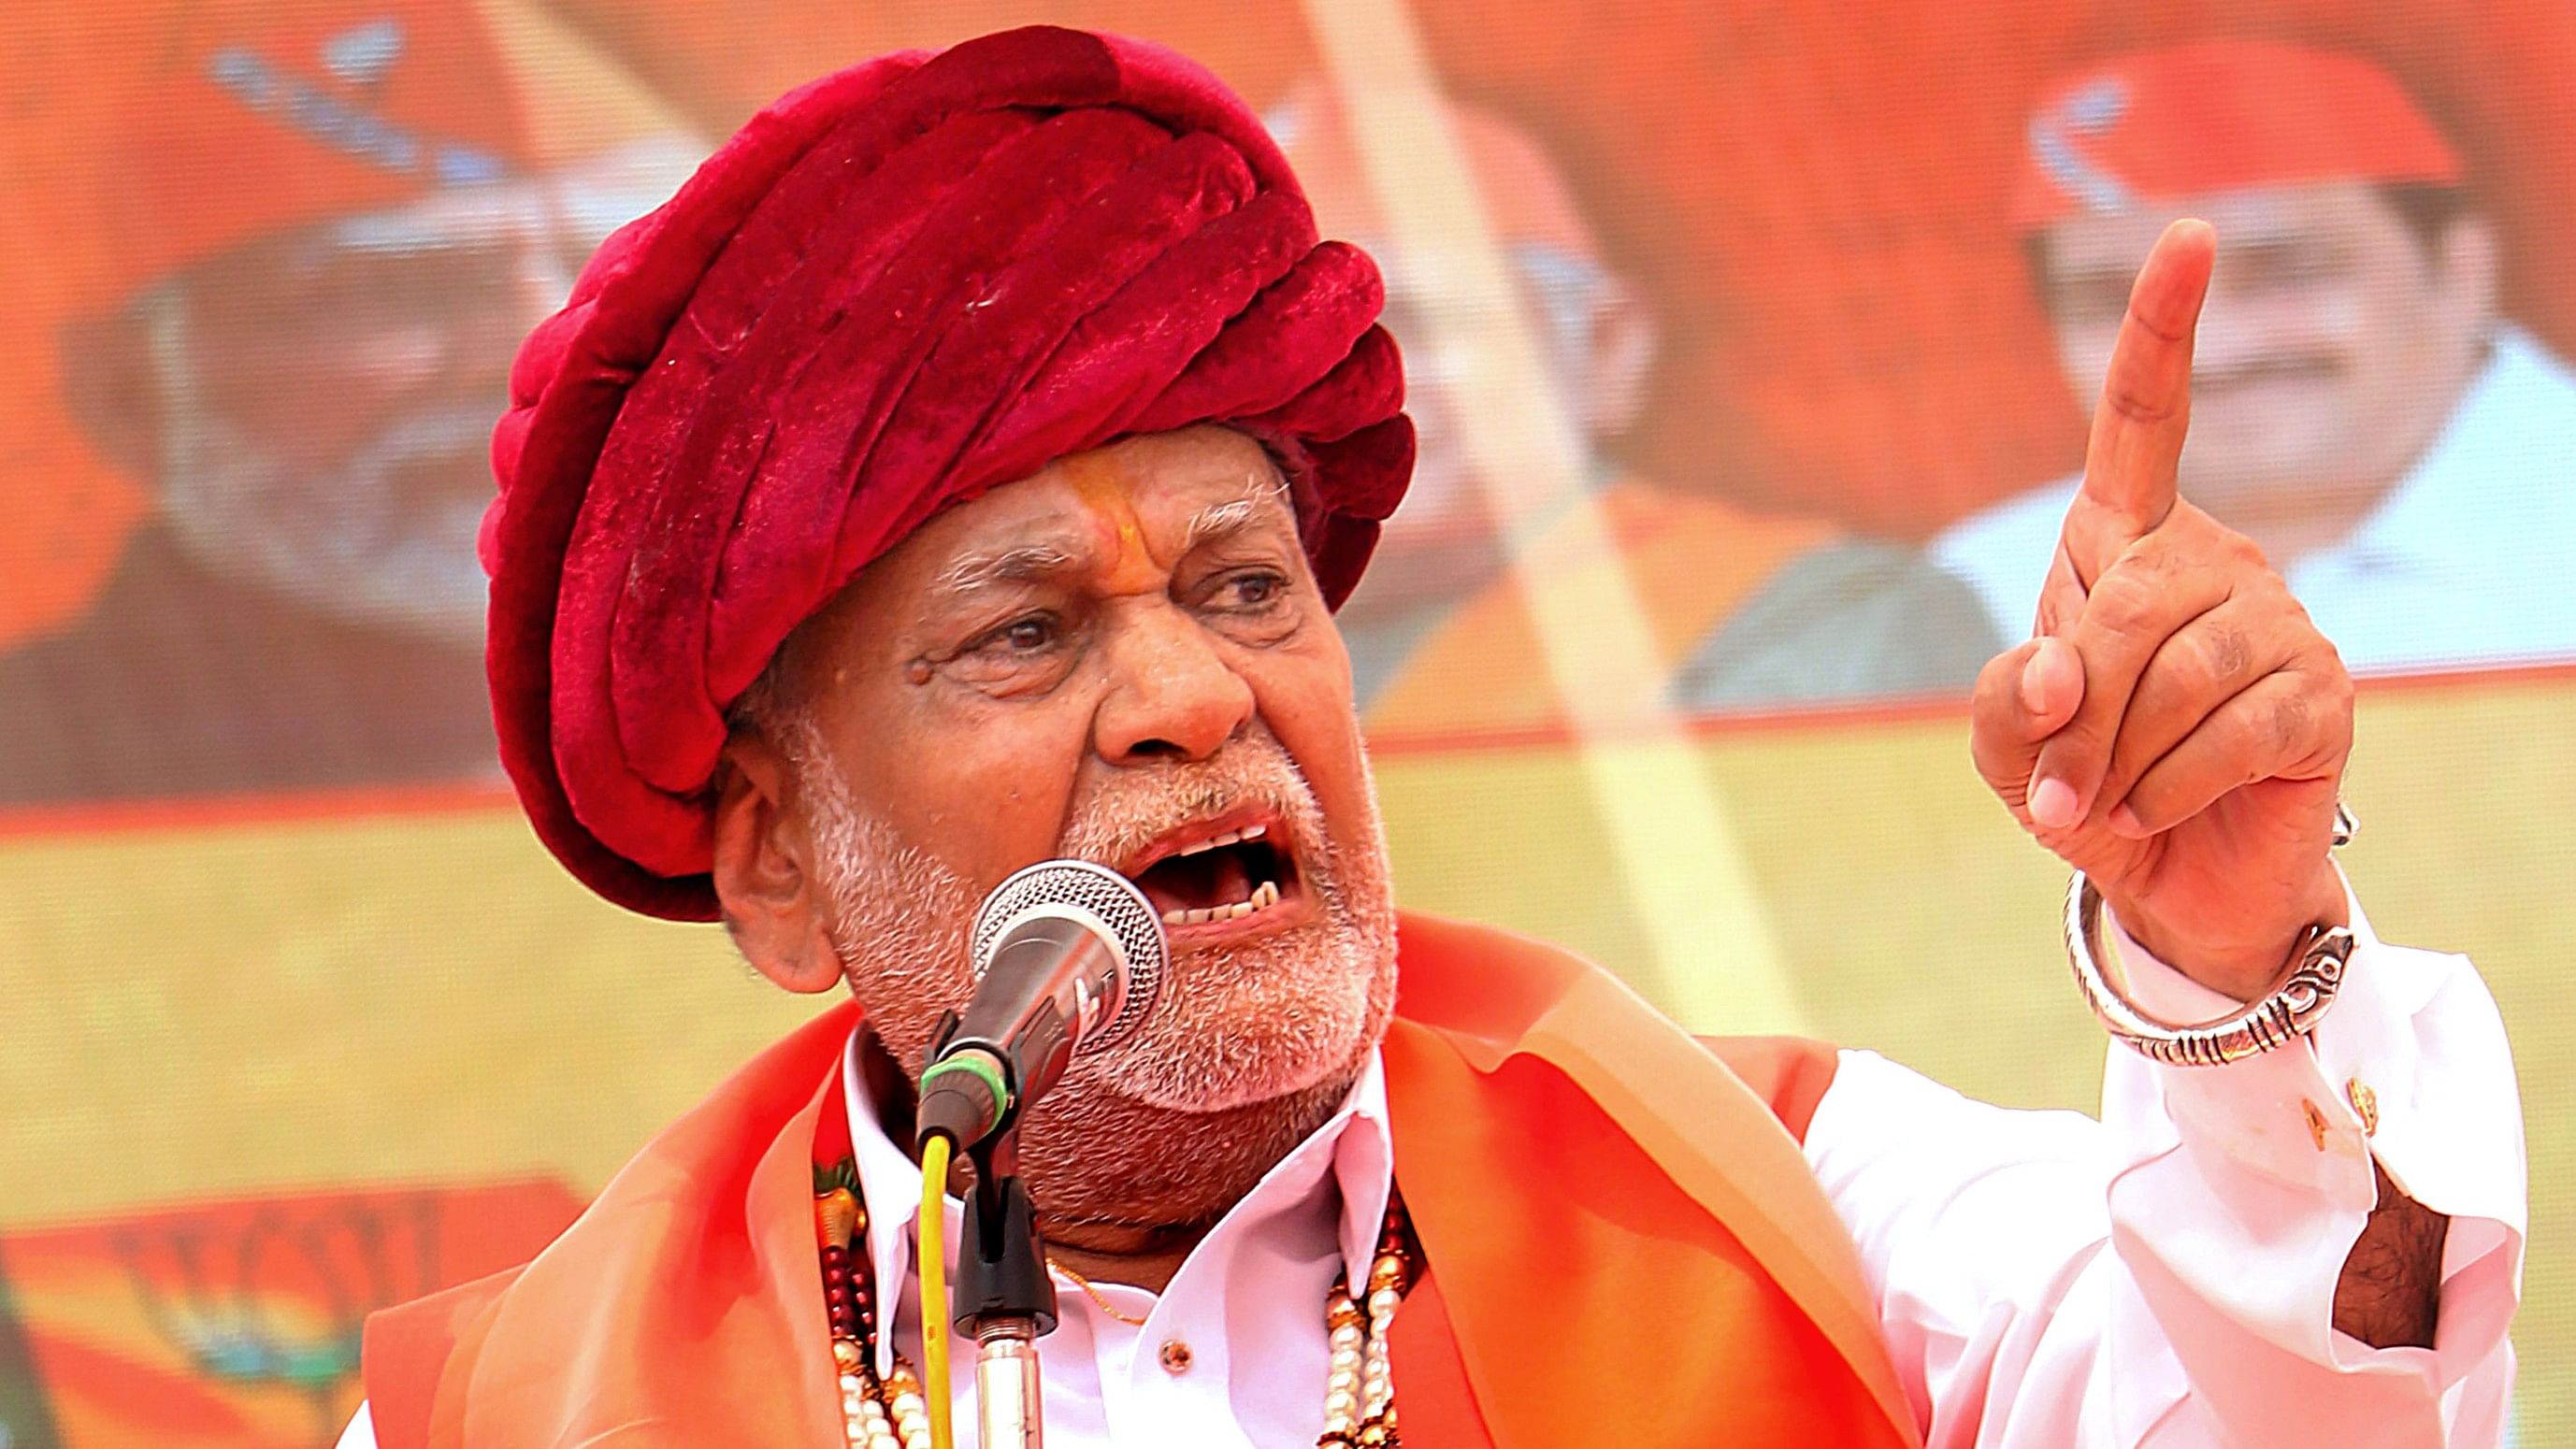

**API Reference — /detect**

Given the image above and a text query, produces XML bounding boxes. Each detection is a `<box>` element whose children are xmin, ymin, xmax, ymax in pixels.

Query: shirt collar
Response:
<box><xmin>838</xmin><ymin>1031</ymin><xmax>1394</xmax><ymax>1371</ymax></box>
<box><xmin>1926</xmin><ymin>325</ymin><xmax>2576</xmax><ymax>637</ymax></box>
<box><xmin>1320</xmin><ymin>1049</ymin><xmax>1396</xmax><ymax>1293</ymax></box>
<box><xmin>2329</xmin><ymin>327</ymin><xmax>2576</xmax><ymax>575</ymax></box>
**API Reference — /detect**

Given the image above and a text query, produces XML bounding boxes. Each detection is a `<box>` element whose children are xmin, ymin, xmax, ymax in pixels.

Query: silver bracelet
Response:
<box><xmin>2065</xmin><ymin>801</ymin><xmax>2359</xmax><ymax>1068</ymax></box>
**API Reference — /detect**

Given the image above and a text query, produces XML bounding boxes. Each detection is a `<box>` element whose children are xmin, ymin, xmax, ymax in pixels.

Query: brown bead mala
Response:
<box><xmin>815</xmin><ymin>1169</ymin><xmax>935</xmax><ymax>1449</ymax></box>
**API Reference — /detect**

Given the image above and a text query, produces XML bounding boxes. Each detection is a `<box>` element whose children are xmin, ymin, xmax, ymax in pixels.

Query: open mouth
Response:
<box><xmin>1123</xmin><ymin>813</ymin><xmax>1304</xmax><ymax>932</ymax></box>
<box><xmin>2195</xmin><ymin>358</ymin><xmax>2340</xmax><ymax>398</ymax></box>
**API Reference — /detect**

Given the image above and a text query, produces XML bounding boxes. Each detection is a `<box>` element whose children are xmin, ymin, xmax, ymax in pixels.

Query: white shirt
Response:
<box><xmin>840</xmin><ymin>1040</ymin><xmax>1394</xmax><ymax>1446</ymax></box>
<box><xmin>1930</xmin><ymin>328</ymin><xmax>2576</xmax><ymax>676</ymax></box>
<box><xmin>340</xmin><ymin>884</ymin><xmax>2525</xmax><ymax>1447</ymax></box>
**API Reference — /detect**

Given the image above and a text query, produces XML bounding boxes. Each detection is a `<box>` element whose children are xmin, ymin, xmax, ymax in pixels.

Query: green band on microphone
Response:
<box><xmin>919</xmin><ymin>1052</ymin><xmax>1014</xmax><ymax>1138</ymax></box>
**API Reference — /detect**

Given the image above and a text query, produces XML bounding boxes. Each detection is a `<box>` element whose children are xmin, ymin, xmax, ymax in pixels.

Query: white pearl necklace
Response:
<box><xmin>835</xmin><ymin>1349</ymin><xmax>933</xmax><ymax>1449</ymax></box>
<box><xmin>819</xmin><ymin>1175</ymin><xmax>1413</xmax><ymax>1448</ymax></box>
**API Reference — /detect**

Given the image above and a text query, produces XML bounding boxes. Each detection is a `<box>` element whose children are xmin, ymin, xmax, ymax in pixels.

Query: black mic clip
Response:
<box><xmin>954</xmin><ymin>1128</ymin><xmax>1058</xmax><ymax>1338</ymax></box>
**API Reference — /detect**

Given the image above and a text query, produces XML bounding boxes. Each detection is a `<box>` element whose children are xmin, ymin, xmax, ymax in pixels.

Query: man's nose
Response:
<box><xmin>2190</xmin><ymin>305</ymin><xmax>2269</xmax><ymax>377</ymax></box>
<box><xmin>1090</xmin><ymin>600</ymin><xmax>1255</xmax><ymax>766</ymax></box>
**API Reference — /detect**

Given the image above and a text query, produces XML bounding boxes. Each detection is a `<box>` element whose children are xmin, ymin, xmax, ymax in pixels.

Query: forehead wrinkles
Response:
<box><xmin>1064</xmin><ymin>452</ymin><xmax>1158</xmax><ymax>592</ymax></box>
<box><xmin>1058</xmin><ymin>450</ymin><xmax>1295</xmax><ymax>582</ymax></box>
<box><xmin>913</xmin><ymin>456</ymin><xmax>1296</xmax><ymax>624</ymax></box>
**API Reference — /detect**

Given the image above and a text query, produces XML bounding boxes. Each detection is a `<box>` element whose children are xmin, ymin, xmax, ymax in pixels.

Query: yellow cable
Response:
<box><xmin>918</xmin><ymin>1132</ymin><xmax>956</xmax><ymax>1449</ymax></box>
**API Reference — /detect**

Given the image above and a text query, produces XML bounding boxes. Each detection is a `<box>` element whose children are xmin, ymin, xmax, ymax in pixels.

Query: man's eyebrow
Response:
<box><xmin>931</xmin><ymin>472</ymin><xmax>1288</xmax><ymax>596</ymax></box>
<box><xmin>932</xmin><ymin>539</ymin><xmax>1080</xmax><ymax>596</ymax></box>
<box><xmin>1183</xmin><ymin>473</ymin><xmax>1294</xmax><ymax>552</ymax></box>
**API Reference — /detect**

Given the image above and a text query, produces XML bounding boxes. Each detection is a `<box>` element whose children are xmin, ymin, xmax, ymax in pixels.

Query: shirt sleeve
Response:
<box><xmin>1800</xmin><ymin>881</ymin><xmax>2526</xmax><ymax>1447</ymax></box>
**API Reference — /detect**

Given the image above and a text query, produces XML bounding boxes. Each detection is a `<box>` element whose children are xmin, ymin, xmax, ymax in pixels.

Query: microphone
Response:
<box><xmin>915</xmin><ymin>859</ymin><xmax>1168</xmax><ymax>1151</ymax></box>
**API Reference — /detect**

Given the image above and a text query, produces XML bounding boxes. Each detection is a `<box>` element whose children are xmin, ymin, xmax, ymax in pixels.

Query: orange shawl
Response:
<box><xmin>362</xmin><ymin>913</ymin><xmax>1921</xmax><ymax>1447</ymax></box>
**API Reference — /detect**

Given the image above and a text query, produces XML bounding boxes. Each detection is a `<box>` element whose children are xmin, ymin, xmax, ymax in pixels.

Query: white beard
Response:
<box><xmin>794</xmin><ymin>719</ymin><xmax>1399</xmax><ymax>1118</ymax></box>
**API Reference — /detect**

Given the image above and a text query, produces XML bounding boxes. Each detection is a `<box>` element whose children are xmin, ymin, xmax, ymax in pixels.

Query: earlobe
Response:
<box><xmin>57</xmin><ymin>303</ymin><xmax>164</xmax><ymax>479</ymax></box>
<box><xmin>2443</xmin><ymin>218</ymin><xmax>2502</xmax><ymax>315</ymax></box>
<box><xmin>1580</xmin><ymin>281</ymin><xmax>1661</xmax><ymax>438</ymax></box>
<box><xmin>712</xmin><ymin>735</ymin><xmax>847</xmax><ymax>995</ymax></box>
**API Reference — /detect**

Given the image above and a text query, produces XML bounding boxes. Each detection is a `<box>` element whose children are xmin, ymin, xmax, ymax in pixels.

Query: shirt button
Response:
<box><xmin>2346</xmin><ymin>1077</ymin><xmax>2381</xmax><ymax>1137</ymax></box>
<box><xmin>2301</xmin><ymin>1098</ymin><xmax>2330</xmax><ymax>1152</ymax></box>
<box><xmin>1158</xmin><ymin>1339</ymin><xmax>1193</xmax><ymax>1375</ymax></box>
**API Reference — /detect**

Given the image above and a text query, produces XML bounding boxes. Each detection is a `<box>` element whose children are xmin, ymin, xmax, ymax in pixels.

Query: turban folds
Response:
<box><xmin>2009</xmin><ymin>40</ymin><xmax>2464</xmax><ymax>230</ymax></box>
<box><xmin>484</xmin><ymin>26</ymin><xmax>1413</xmax><ymax>920</ymax></box>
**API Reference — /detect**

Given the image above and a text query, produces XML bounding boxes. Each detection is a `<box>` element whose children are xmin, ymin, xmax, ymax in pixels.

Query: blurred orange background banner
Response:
<box><xmin>12</xmin><ymin>0</ymin><xmax>2576</xmax><ymax>646</ymax></box>
<box><xmin>1</xmin><ymin>1</ymin><xmax>2570</xmax><ymax>1442</ymax></box>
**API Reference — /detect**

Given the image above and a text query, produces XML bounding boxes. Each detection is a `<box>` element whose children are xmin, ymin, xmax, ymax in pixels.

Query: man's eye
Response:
<box><xmin>977</xmin><ymin>614</ymin><xmax>1060</xmax><ymax>653</ymax></box>
<box><xmin>2231</xmin><ymin>247</ymin><xmax>2339</xmax><ymax>290</ymax></box>
<box><xmin>2052</xmin><ymin>274</ymin><xmax>2134</xmax><ymax>321</ymax></box>
<box><xmin>1216</xmin><ymin>570</ymin><xmax>1287</xmax><ymax>610</ymax></box>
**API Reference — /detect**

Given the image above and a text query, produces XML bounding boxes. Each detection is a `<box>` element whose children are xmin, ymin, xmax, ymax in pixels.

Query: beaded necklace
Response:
<box><xmin>811</xmin><ymin>1161</ymin><xmax>1413</xmax><ymax>1449</ymax></box>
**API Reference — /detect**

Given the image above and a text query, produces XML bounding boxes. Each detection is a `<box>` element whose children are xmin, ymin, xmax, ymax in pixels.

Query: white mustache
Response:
<box><xmin>1056</xmin><ymin>746</ymin><xmax>1327</xmax><ymax>881</ymax></box>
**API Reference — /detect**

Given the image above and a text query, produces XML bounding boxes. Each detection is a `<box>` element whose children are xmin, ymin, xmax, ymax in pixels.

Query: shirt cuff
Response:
<box><xmin>2099</xmin><ymin>869</ymin><xmax>2526</xmax><ymax>1376</ymax></box>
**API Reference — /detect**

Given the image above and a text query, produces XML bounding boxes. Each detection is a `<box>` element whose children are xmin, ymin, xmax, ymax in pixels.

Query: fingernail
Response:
<box><xmin>2108</xmin><ymin>804</ymin><xmax>2147</xmax><ymax>838</ymax></box>
<box><xmin>2020</xmin><ymin>649</ymin><xmax>2050</xmax><ymax>715</ymax></box>
<box><xmin>2029</xmin><ymin>776</ymin><xmax>2079</xmax><ymax>828</ymax></box>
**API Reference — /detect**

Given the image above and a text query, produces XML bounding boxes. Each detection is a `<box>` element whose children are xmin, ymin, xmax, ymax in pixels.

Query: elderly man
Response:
<box><xmin>349</xmin><ymin>28</ymin><xmax>2520</xmax><ymax>1448</ymax></box>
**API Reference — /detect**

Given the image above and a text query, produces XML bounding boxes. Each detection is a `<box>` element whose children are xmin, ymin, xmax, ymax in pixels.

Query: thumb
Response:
<box><xmin>1970</xmin><ymin>635</ymin><xmax>2085</xmax><ymax>815</ymax></box>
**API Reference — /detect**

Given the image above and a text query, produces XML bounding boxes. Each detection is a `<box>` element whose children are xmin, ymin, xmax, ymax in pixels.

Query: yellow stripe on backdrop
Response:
<box><xmin>0</xmin><ymin>807</ymin><xmax>812</xmax><ymax>1228</ymax></box>
<box><xmin>0</xmin><ymin>675</ymin><xmax>2568</xmax><ymax>1425</ymax></box>
<box><xmin>4</xmin><ymin>676</ymin><xmax>2563</xmax><ymax>1342</ymax></box>
<box><xmin>1298</xmin><ymin>0</ymin><xmax>1808</xmax><ymax>1036</ymax></box>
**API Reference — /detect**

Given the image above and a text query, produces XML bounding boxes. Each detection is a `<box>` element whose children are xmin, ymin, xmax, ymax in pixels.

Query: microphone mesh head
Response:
<box><xmin>969</xmin><ymin>859</ymin><xmax>1168</xmax><ymax>1053</ymax></box>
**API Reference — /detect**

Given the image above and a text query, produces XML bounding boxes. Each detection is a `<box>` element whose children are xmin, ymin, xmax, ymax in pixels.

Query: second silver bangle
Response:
<box><xmin>2065</xmin><ymin>801</ymin><xmax>2359</xmax><ymax>1068</ymax></box>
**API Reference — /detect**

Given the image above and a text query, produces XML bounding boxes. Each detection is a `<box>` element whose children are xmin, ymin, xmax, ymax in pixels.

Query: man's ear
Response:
<box><xmin>57</xmin><ymin>300</ymin><xmax>165</xmax><ymax>481</ymax></box>
<box><xmin>2437</xmin><ymin>215</ymin><xmax>2502</xmax><ymax>323</ymax></box>
<box><xmin>712</xmin><ymin>730</ymin><xmax>847</xmax><ymax>995</ymax></box>
<box><xmin>1577</xmin><ymin>278</ymin><xmax>1660</xmax><ymax>440</ymax></box>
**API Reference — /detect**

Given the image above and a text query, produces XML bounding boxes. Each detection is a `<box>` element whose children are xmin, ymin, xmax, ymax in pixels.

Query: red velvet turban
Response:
<box><xmin>483</xmin><ymin>26</ymin><xmax>1413</xmax><ymax>920</ymax></box>
<box><xmin>2009</xmin><ymin>40</ymin><xmax>2463</xmax><ymax>230</ymax></box>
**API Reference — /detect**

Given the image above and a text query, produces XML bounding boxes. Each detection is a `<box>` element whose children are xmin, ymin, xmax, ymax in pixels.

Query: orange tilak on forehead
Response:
<box><xmin>1065</xmin><ymin>452</ymin><xmax>1168</xmax><ymax>594</ymax></box>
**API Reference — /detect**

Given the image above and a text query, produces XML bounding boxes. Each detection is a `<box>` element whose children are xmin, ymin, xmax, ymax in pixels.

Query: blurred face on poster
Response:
<box><xmin>2037</xmin><ymin>179</ymin><xmax>2498</xmax><ymax>544</ymax></box>
<box><xmin>63</xmin><ymin>138</ymin><xmax>700</xmax><ymax>651</ymax></box>
<box><xmin>1274</xmin><ymin>92</ymin><xmax>1656</xmax><ymax>627</ymax></box>
<box><xmin>1360</xmin><ymin>241</ymin><xmax>1655</xmax><ymax>609</ymax></box>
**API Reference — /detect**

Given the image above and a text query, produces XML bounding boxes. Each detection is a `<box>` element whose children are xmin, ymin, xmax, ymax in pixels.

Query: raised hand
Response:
<box><xmin>1968</xmin><ymin>220</ymin><xmax>2353</xmax><ymax>1000</ymax></box>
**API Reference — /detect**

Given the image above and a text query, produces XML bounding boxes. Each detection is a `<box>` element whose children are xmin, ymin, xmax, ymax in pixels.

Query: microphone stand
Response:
<box><xmin>957</xmin><ymin>1129</ymin><xmax>1057</xmax><ymax>1449</ymax></box>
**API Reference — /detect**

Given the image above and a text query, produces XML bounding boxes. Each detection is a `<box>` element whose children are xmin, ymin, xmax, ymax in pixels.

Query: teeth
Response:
<box><xmin>1156</xmin><ymin>879</ymin><xmax>1286</xmax><ymax>927</ymax></box>
<box><xmin>1172</xmin><ymin>822</ymin><xmax>1268</xmax><ymax>859</ymax></box>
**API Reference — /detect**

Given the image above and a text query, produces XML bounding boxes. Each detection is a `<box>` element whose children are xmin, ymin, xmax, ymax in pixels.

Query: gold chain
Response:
<box><xmin>1046</xmin><ymin>1256</ymin><xmax>1152</xmax><ymax>1327</ymax></box>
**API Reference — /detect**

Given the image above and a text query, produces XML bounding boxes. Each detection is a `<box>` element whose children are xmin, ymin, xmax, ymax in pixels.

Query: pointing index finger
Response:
<box><xmin>2076</xmin><ymin>218</ymin><xmax>2216</xmax><ymax>546</ymax></box>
